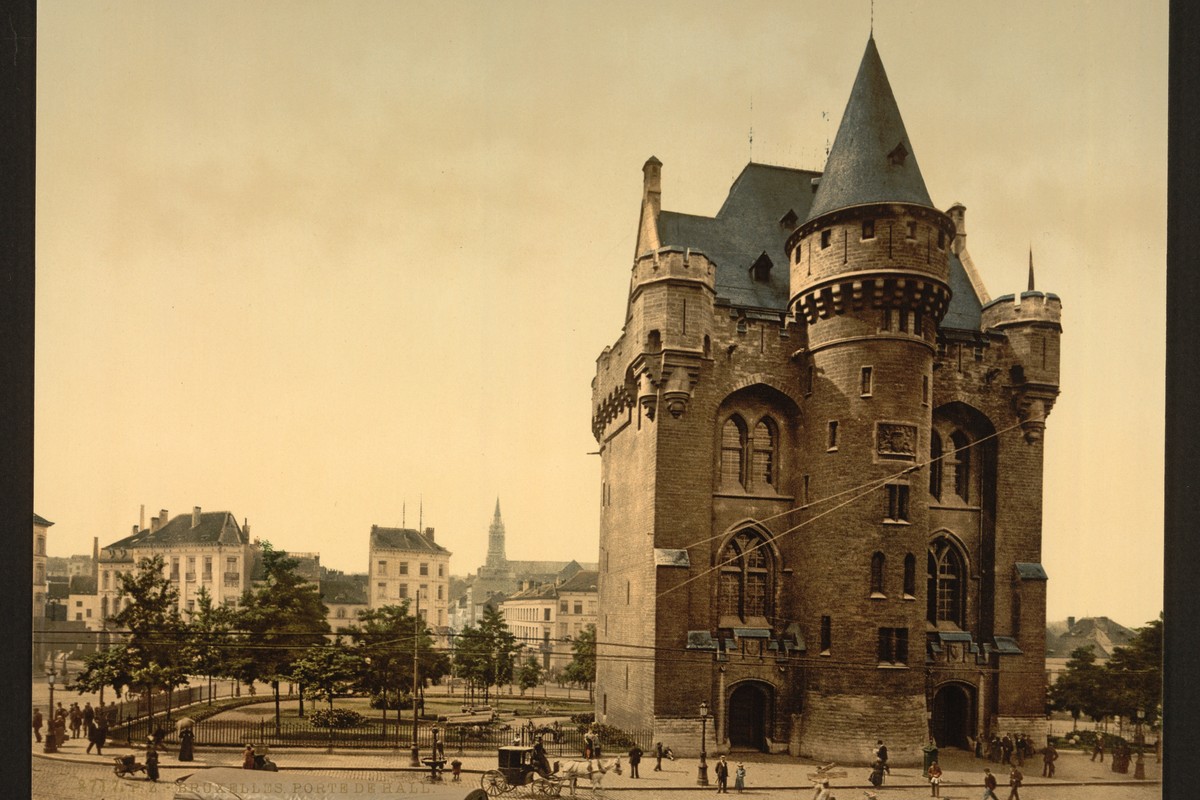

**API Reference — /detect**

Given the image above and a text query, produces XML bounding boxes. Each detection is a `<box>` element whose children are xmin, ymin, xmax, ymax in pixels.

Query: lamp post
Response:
<box><xmin>1134</xmin><ymin>708</ymin><xmax>1146</xmax><ymax>780</ymax></box>
<box><xmin>411</xmin><ymin>592</ymin><xmax>422</xmax><ymax>767</ymax></box>
<box><xmin>43</xmin><ymin>668</ymin><xmax>58</xmax><ymax>753</ymax></box>
<box><xmin>697</xmin><ymin>700</ymin><xmax>709</xmax><ymax>786</ymax></box>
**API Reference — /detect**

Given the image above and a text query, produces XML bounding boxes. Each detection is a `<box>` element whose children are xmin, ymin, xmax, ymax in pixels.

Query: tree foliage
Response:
<box><xmin>347</xmin><ymin>602</ymin><xmax>444</xmax><ymax>707</ymax></box>
<box><xmin>110</xmin><ymin>555</ymin><xmax>191</xmax><ymax>708</ymax></box>
<box><xmin>73</xmin><ymin>646</ymin><xmax>133</xmax><ymax>700</ymax></box>
<box><xmin>518</xmin><ymin>655</ymin><xmax>543</xmax><ymax>693</ymax></box>
<box><xmin>288</xmin><ymin>642</ymin><xmax>360</xmax><ymax>711</ymax></box>
<box><xmin>1050</xmin><ymin>616</ymin><xmax>1163</xmax><ymax>729</ymax></box>
<box><xmin>453</xmin><ymin>606</ymin><xmax>518</xmax><ymax>702</ymax></box>
<box><xmin>561</xmin><ymin>624</ymin><xmax>596</xmax><ymax>694</ymax></box>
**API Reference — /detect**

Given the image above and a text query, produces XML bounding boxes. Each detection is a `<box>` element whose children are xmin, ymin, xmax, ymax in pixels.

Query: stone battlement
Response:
<box><xmin>981</xmin><ymin>291</ymin><xmax>1062</xmax><ymax>328</ymax></box>
<box><xmin>631</xmin><ymin>247</ymin><xmax>717</xmax><ymax>295</ymax></box>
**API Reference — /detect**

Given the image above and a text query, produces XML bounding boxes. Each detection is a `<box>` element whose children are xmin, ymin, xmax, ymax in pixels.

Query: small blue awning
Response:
<box><xmin>993</xmin><ymin>636</ymin><xmax>1024</xmax><ymax>655</ymax></box>
<box><xmin>733</xmin><ymin>627</ymin><xmax>771</xmax><ymax>639</ymax></box>
<box><xmin>686</xmin><ymin>631</ymin><xmax>717</xmax><ymax>650</ymax></box>
<box><xmin>1014</xmin><ymin>562</ymin><xmax>1048</xmax><ymax>581</ymax></box>
<box><xmin>937</xmin><ymin>631</ymin><xmax>973</xmax><ymax>643</ymax></box>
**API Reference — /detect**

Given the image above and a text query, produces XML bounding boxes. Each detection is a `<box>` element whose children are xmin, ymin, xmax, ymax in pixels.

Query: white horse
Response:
<box><xmin>554</xmin><ymin>756</ymin><xmax>623</xmax><ymax>796</ymax></box>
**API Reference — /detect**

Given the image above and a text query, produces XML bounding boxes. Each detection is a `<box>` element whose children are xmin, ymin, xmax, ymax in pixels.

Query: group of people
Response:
<box><xmin>979</xmin><ymin>732</ymin><xmax>1037</xmax><ymax>766</ymax></box>
<box><xmin>713</xmin><ymin>754</ymin><xmax>747</xmax><ymax>793</ymax></box>
<box><xmin>32</xmin><ymin>700</ymin><xmax>114</xmax><ymax>754</ymax></box>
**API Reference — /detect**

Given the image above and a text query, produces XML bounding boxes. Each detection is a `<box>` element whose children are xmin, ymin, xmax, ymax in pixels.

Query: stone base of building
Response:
<box><xmin>993</xmin><ymin>715</ymin><xmax>1050</xmax><ymax>746</ymax></box>
<box><xmin>796</xmin><ymin>690</ymin><xmax>929</xmax><ymax>765</ymax></box>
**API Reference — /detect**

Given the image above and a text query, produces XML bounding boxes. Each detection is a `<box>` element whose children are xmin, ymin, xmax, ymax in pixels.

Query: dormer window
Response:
<box><xmin>780</xmin><ymin>208</ymin><xmax>799</xmax><ymax>228</ymax></box>
<box><xmin>887</xmin><ymin>141</ymin><xmax>909</xmax><ymax>166</ymax></box>
<box><xmin>749</xmin><ymin>252</ymin><xmax>773</xmax><ymax>283</ymax></box>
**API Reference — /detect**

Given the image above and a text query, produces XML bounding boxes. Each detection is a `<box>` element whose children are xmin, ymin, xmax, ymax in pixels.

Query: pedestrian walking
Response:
<box><xmin>868</xmin><ymin>759</ymin><xmax>885</xmax><ymax>788</ymax></box>
<box><xmin>628</xmin><ymin>744</ymin><xmax>642</xmax><ymax>778</ymax></box>
<box><xmin>655</xmin><ymin>742</ymin><xmax>664</xmax><ymax>770</ymax></box>
<box><xmin>82</xmin><ymin>702</ymin><xmax>94</xmax><ymax>728</ymax></box>
<box><xmin>179</xmin><ymin>727</ymin><xmax>195</xmax><ymax>761</ymax></box>
<box><xmin>1091</xmin><ymin>733</ymin><xmax>1105</xmax><ymax>762</ymax></box>
<box><xmin>93</xmin><ymin>717</ymin><xmax>108</xmax><ymax>756</ymax></box>
<box><xmin>874</xmin><ymin>740</ymin><xmax>891</xmax><ymax>774</ymax></box>
<box><xmin>450</xmin><ymin>759</ymin><xmax>462</xmax><ymax>781</ymax></box>
<box><xmin>734</xmin><ymin>762</ymin><xmax>746</xmax><ymax>793</ymax></box>
<box><xmin>32</xmin><ymin>708</ymin><xmax>43</xmax><ymax>743</ymax></box>
<box><xmin>715</xmin><ymin>755</ymin><xmax>729</xmax><ymax>793</ymax></box>
<box><xmin>145</xmin><ymin>742</ymin><xmax>160</xmax><ymax>782</ymax></box>
<box><xmin>84</xmin><ymin>719</ymin><xmax>98</xmax><ymax>754</ymax></box>
<box><xmin>583</xmin><ymin>730</ymin><xmax>595</xmax><ymax>759</ymax></box>
<box><xmin>70</xmin><ymin>703</ymin><xmax>82</xmax><ymax>739</ymax></box>
<box><xmin>928</xmin><ymin>761</ymin><xmax>943</xmax><ymax>797</ymax></box>
<box><xmin>1001</xmin><ymin>734</ymin><xmax>1013</xmax><ymax>766</ymax></box>
<box><xmin>982</xmin><ymin>767</ymin><xmax>999</xmax><ymax>800</ymax></box>
<box><xmin>52</xmin><ymin>715</ymin><xmax>67</xmax><ymax>748</ymax></box>
<box><xmin>1014</xmin><ymin>734</ymin><xmax>1025</xmax><ymax>766</ymax></box>
<box><xmin>243</xmin><ymin>744</ymin><xmax>256</xmax><ymax>770</ymax></box>
<box><xmin>1007</xmin><ymin>766</ymin><xmax>1023</xmax><ymax>800</ymax></box>
<box><xmin>1041</xmin><ymin>741</ymin><xmax>1058</xmax><ymax>777</ymax></box>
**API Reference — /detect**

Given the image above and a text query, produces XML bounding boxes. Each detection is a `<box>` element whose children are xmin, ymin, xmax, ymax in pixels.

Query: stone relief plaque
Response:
<box><xmin>876</xmin><ymin>422</ymin><xmax>917</xmax><ymax>460</ymax></box>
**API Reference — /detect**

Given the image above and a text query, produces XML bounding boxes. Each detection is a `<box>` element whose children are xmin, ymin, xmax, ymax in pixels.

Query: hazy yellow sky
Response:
<box><xmin>35</xmin><ymin>1</ymin><xmax>1166</xmax><ymax>627</ymax></box>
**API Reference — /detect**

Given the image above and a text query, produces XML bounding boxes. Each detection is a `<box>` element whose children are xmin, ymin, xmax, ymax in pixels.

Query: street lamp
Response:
<box><xmin>43</xmin><ymin>668</ymin><xmax>58</xmax><ymax>753</ymax></box>
<box><xmin>697</xmin><ymin>700</ymin><xmax>710</xmax><ymax>786</ymax></box>
<box><xmin>1134</xmin><ymin>708</ymin><xmax>1146</xmax><ymax>780</ymax></box>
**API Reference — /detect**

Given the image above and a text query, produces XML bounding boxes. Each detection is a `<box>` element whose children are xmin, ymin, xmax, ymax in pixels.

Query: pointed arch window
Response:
<box><xmin>949</xmin><ymin>431</ymin><xmax>971</xmax><ymax>502</ymax></box>
<box><xmin>903</xmin><ymin>553</ymin><xmax>916</xmax><ymax>598</ymax></box>
<box><xmin>870</xmin><ymin>552</ymin><xmax>886</xmax><ymax>597</ymax></box>
<box><xmin>928</xmin><ymin>537</ymin><xmax>966</xmax><ymax>627</ymax></box>
<box><xmin>751</xmin><ymin>419</ymin><xmax>777</xmax><ymax>487</ymax></box>
<box><xmin>718</xmin><ymin>531</ymin><xmax>773</xmax><ymax>622</ymax></box>
<box><xmin>929</xmin><ymin>431</ymin><xmax>943</xmax><ymax>500</ymax></box>
<box><xmin>720</xmin><ymin>417</ymin><xmax>747</xmax><ymax>488</ymax></box>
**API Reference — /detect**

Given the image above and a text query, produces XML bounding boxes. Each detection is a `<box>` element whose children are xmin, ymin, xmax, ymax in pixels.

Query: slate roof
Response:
<box><xmin>69</xmin><ymin>575</ymin><xmax>97</xmax><ymax>595</ymax></box>
<box><xmin>102</xmin><ymin>511</ymin><xmax>247</xmax><ymax>550</ymax></box>
<box><xmin>556</xmin><ymin>570</ymin><xmax>599</xmax><ymax>593</ymax></box>
<box><xmin>658</xmin><ymin>162</ymin><xmax>820</xmax><ymax>311</ymax></box>
<box><xmin>370</xmin><ymin>525</ymin><xmax>450</xmax><ymax>554</ymax></box>
<box><xmin>34</xmin><ymin>513</ymin><xmax>54</xmax><ymax>527</ymax></box>
<box><xmin>806</xmin><ymin>36</ymin><xmax>934</xmax><ymax>222</ymax></box>
<box><xmin>942</xmin><ymin>251</ymin><xmax>983</xmax><ymax>331</ymax></box>
<box><xmin>1046</xmin><ymin>616</ymin><xmax>1137</xmax><ymax>659</ymax></box>
<box><xmin>320</xmin><ymin>574</ymin><xmax>368</xmax><ymax>605</ymax></box>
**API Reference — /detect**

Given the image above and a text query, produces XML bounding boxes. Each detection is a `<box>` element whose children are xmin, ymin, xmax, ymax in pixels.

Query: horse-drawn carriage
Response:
<box><xmin>480</xmin><ymin>746</ymin><xmax>563</xmax><ymax>797</ymax></box>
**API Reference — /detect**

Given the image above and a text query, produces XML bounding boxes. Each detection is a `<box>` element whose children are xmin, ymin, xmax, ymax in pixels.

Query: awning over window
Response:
<box><xmin>655</xmin><ymin>548</ymin><xmax>691</xmax><ymax>567</ymax></box>
<box><xmin>1014</xmin><ymin>562</ymin><xmax>1048</xmax><ymax>581</ymax></box>
<box><xmin>993</xmin><ymin>636</ymin><xmax>1024</xmax><ymax>655</ymax></box>
<box><xmin>936</xmin><ymin>631</ymin><xmax>974</xmax><ymax>643</ymax></box>
<box><xmin>733</xmin><ymin>627</ymin><xmax>771</xmax><ymax>639</ymax></box>
<box><xmin>686</xmin><ymin>630</ymin><xmax>717</xmax><ymax>650</ymax></box>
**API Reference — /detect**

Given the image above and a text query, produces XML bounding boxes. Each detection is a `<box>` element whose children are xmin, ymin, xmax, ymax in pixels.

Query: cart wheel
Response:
<box><xmin>113</xmin><ymin>766</ymin><xmax>123</xmax><ymax>777</ymax></box>
<box><xmin>547</xmin><ymin>780</ymin><xmax>562</xmax><ymax>798</ymax></box>
<box><xmin>481</xmin><ymin>770</ymin><xmax>507</xmax><ymax>796</ymax></box>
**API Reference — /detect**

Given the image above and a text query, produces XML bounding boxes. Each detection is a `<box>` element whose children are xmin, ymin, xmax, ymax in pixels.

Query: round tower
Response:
<box><xmin>785</xmin><ymin>37</ymin><xmax>954</xmax><ymax>763</ymax></box>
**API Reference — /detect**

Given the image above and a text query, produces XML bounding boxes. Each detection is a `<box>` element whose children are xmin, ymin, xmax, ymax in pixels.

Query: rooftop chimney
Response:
<box><xmin>192</xmin><ymin>506</ymin><xmax>201</xmax><ymax>528</ymax></box>
<box><xmin>948</xmin><ymin>202</ymin><xmax>967</xmax><ymax>255</ymax></box>
<box><xmin>132</xmin><ymin>524</ymin><xmax>139</xmax><ymax>535</ymax></box>
<box><xmin>150</xmin><ymin>515</ymin><xmax>161</xmax><ymax>534</ymax></box>
<box><xmin>424</xmin><ymin>526</ymin><xmax>435</xmax><ymax>542</ymax></box>
<box><xmin>1067</xmin><ymin>616</ymin><xmax>1076</xmax><ymax>630</ymax></box>
<box><xmin>140</xmin><ymin>504</ymin><xmax>145</xmax><ymax>531</ymax></box>
<box><xmin>243</xmin><ymin>518</ymin><xmax>250</xmax><ymax>537</ymax></box>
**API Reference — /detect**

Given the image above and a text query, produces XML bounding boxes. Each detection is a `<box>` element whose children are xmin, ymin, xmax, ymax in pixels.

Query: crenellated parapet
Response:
<box><xmin>629</xmin><ymin>246</ymin><xmax>717</xmax><ymax>302</ymax></box>
<box><xmin>980</xmin><ymin>291</ymin><xmax>1062</xmax><ymax>330</ymax></box>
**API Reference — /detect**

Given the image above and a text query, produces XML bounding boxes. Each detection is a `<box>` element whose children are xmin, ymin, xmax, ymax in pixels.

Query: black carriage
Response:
<box><xmin>480</xmin><ymin>746</ymin><xmax>561</xmax><ymax>797</ymax></box>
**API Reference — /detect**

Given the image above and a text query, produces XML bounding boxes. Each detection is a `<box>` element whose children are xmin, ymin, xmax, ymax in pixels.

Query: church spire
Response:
<box><xmin>486</xmin><ymin>498</ymin><xmax>507</xmax><ymax>569</ymax></box>
<box><xmin>1028</xmin><ymin>247</ymin><xmax>1036</xmax><ymax>291</ymax></box>
<box><xmin>806</xmin><ymin>36</ymin><xmax>934</xmax><ymax>223</ymax></box>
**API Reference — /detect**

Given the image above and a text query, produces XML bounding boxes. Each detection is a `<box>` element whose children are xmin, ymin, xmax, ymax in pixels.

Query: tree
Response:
<box><xmin>231</xmin><ymin>543</ymin><xmax>330</xmax><ymax>731</ymax></box>
<box><xmin>518</xmin><ymin>656</ymin><xmax>543</xmax><ymax>695</ymax></box>
<box><xmin>110</xmin><ymin>555</ymin><xmax>191</xmax><ymax>719</ymax></box>
<box><xmin>183</xmin><ymin>587</ymin><xmax>235</xmax><ymax>703</ymax></box>
<box><xmin>347</xmin><ymin>602</ymin><xmax>440</xmax><ymax>734</ymax></box>
<box><xmin>562</xmin><ymin>624</ymin><xmax>596</xmax><ymax>701</ymax></box>
<box><xmin>452</xmin><ymin>607</ymin><xmax>518</xmax><ymax>703</ymax></box>
<box><xmin>1050</xmin><ymin>645</ymin><xmax>1104</xmax><ymax>730</ymax></box>
<box><xmin>73</xmin><ymin>646</ymin><xmax>133</xmax><ymax>704</ymax></box>
<box><xmin>288</xmin><ymin>642</ymin><xmax>360</xmax><ymax>713</ymax></box>
<box><xmin>1103</xmin><ymin>615</ymin><xmax>1163</xmax><ymax>727</ymax></box>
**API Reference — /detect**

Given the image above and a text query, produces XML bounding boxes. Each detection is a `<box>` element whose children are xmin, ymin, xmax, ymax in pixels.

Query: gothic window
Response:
<box><xmin>870</xmin><ymin>552</ymin><xmax>886</xmax><ymax>596</ymax></box>
<box><xmin>878</xmin><ymin>627</ymin><xmax>909</xmax><ymax>664</ymax></box>
<box><xmin>903</xmin><ymin>553</ymin><xmax>916</xmax><ymax>597</ymax></box>
<box><xmin>718</xmin><ymin>531</ymin><xmax>774</xmax><ymax>622</ymax></box>
<box><xmin>929</xmin><ymin>431</ymin><xmax>943</xmax><ymax>499</ymax></box>
<box><xmin>949</xmin><ymin>431</ymin><xmax>971</xmax><ymax>501</ymax></box>
<box><xmin>750</xmin><ymin>419</ymin><xmax>777</xmax><ymax>487</ymax></box>
<box><xmin>721</xmin><ymin>416</ymin><xmax>746</xmax><ymax>488</ymax></box>
<box><xmin>721</xmin><ymin>415</ymin><xmax>779</xmax><ymax>492</ymax></box>
<box><xmin>928</xmin><ymin>537</ymin><xmax>966</xmax><ymax>627</ymax></box>
<box><xmin>886</xmin><ymin>484</ymin><xmax>910</xmax><ymax>521</ymax></box>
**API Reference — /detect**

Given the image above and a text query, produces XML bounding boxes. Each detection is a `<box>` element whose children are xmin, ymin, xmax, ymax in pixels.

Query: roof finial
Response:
<box><xmin>402</xmin><ymin>501</ymin><xmax>406</xmax><ymax>528</ymax></box>
<box><xmin>870</xmin><ymin>0</ymin><xmax>874</xmax><ymax>38</ymax></box>
<box><xmin>1028</xmin><ymin>246</ymin><xmax>1035</xmax><ymax>291</ymax></box>
<box><xmin>748</xmin><ymin>95</ymin><xmax>754</xmax><ymax>161</ymax></box>
<box><xmin>419</xmin><ymin>494</ymin><xmax>423</xmax><ymax>531</ymax></box>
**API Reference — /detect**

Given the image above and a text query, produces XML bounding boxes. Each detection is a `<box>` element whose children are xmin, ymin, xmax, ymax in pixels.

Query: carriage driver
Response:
<box><xmin>532</xmin><ymin>735</ymin><xmax>552</xmax><ymax>777</ymax></box>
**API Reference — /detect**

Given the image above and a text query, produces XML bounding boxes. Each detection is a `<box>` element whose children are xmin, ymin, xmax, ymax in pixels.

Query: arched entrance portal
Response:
<box><xmin>931</xmin><ymin>682</ymin><xmax>976</xmax><ymax>749</ymax></box>
<box><xmin>727</xmin><ymin>682</ymin><xmax>771</xmax><ymax>751</ymax></box>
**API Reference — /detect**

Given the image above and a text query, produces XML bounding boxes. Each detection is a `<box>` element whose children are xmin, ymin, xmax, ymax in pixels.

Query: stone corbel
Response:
<box><xmin>1011</xmin><ymin>385</ymin><xmax>1058</xmax><ymax>443</ymax></box>
<box><xmin>637</xmin><ymin>372</ymin><xmax>658</xmax><ymax>420</ymax></box>
<box><xmin>661</xmin><ymin>366</ymin><xmax>693</xmax><ymax>418</ymax></box>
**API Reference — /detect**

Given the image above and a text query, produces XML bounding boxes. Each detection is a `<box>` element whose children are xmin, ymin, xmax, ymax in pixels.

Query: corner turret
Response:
<box><xmin>981</xmin><ymin>260</ymin><xmax>1063</xmax><ymax>443</ymax></box>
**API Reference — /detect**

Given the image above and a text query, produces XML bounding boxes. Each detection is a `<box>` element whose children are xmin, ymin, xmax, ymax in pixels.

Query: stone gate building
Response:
<box><xmin>590</xmin><ymin>37</ymin><xmax>1062</xmax><ymax>764</ymax></box>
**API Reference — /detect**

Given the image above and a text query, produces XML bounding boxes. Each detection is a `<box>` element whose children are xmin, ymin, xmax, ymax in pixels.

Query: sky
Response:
<box><xmin>35</xmin><ymin>1</ymin><xmax>1167</xmax><ymax>628</ymax></box>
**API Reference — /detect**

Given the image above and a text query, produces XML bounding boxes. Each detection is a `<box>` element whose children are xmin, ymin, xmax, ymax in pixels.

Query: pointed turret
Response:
<box><xmin>1028</xmin><ymin>247</ymin><xmax>1036</xmax><ymax>291</ymax></box>
<box><xmin>806</xmin><ymin>37</ymin><xmax>934</xmax><ymax>222</ymax></box>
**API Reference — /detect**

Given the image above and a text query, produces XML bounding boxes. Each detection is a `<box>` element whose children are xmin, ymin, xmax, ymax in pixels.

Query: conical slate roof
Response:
<box><xmin>806</xmin><ymin>37</ymin><xmax>933</xmax><ymax>222</ymax></box>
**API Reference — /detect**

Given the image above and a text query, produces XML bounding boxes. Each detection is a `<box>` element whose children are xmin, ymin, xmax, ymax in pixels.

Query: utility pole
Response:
<box><xmin>411</xmin><ymin>591</ymin><xmax>421</xmax><ymax>767</ymax></box>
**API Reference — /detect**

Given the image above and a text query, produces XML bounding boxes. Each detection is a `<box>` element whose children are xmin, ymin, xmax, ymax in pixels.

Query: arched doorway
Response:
<box><xmin>931</xmin><ymin>682</ymin><xmax>976</xmax><ymax>749</ymax></box>
<box><xmin>727</xmin><ymin>682</ymin><xmax>771</xmax><ymax>751</ymax></box>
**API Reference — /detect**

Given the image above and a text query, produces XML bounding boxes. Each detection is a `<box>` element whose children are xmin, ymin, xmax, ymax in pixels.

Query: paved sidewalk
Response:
<box><xmin>32</xmin><ymin>738</ymin><xmax>1162</xmax><ymax>792</ymax></box>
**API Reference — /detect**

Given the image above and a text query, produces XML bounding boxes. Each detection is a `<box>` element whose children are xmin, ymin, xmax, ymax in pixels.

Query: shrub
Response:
<box><xmin>579</xmin><ymin>722</ymin><xmax>639</xmax><ymax>750</ymax></box>
<box><xmin>308</xmin><ymin>708</ymin><xmax>367</xmax><ymax>728</ymax></box>
<box><xmin>369</xmin><ymin>691</ymin><xmax>414</xmax><ymax>711</ymax></box>
<box><xmin>570</xmin><ymin>712</ymin><xmax>595</xmax><ymax>725</ymax></box>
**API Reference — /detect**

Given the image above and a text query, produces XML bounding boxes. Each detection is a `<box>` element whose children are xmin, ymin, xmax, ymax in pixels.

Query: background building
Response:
<box><xmin>591</xmin><ymin>37</ymin><xmax>1061</xmax><ymax>763</ymax></box>
<box><xmin>1045</xmin><ymin>615</ymin><xmax>1137</xmax><ymax>684</ymax></box>
<box><xmin>320</xmin><ymin>570</ymin><xmax>369</xmax><ymax>635</ymax></box>
<box><xmin>33</xmin><ymin>513</ymin><xmax>51</xmax><ymax>620</ymax></box>
<box><xmin>500</xmin><ymin>569</ymin><xmax>598</xmax><ymax>673</ymax></box>
<box><xmin>98</xmin><ymin>506</ymin><xmax>258</xmax><ymax>620</ymax></box>
<box><xmin>367</xmin><ymin>525</ymin><xmax>451</xmax><ymax>630</ymax></box>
